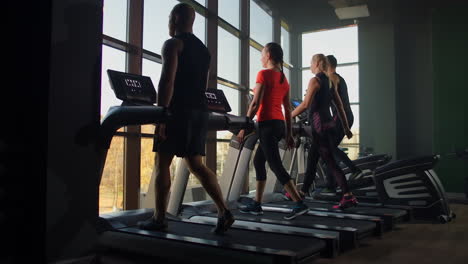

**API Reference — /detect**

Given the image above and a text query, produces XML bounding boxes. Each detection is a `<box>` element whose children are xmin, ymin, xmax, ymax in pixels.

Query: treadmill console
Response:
<box><xmin>291</xmin><ymin>98</ymin><xmax>309</xmax><ymax>121</ymax></box>
<box><xmin>205</xmin><ymin>88</ymin><xmax>232</xmax><ymax>113</ymax></box>
<box><xmin>291</xmin><ymin>99</ymin><xmax>301</xmax><ymax>109</ymax></box>
<box><xmin>107</xmin><ymin>69</ymin><xmax>157</xmax><ymax>105</ymax></box>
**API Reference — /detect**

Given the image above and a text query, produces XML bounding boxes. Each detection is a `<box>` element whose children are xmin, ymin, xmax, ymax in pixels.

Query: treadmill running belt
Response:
<box><xmin>272</xmin><ymin>200</ymin><xmax>407</xmax><ymax>218</ymax></box>
<box><xmin>117</xmin><ymin>220</ymin><xmax>325</xmax><ymax>258</ymax></box>
<box><xmin>204</xmin><ymin>210</ymin><xmax>376</xmax><ymax>235</ymax></box>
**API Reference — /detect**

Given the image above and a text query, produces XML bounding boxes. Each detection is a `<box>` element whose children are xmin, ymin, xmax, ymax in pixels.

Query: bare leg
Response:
<box><xmin>255</xmin><ymin>180</ymin><xmax>266</xmax><ymax>203</ymax></box>
<box><xmin>154</xmin><ymin>152</ymin><xmax>174</xmax><ymax>222</ymax></box>
<box><xmin>185</xmin><ymin>155</ymin><xmax>228</xmax><ymax>216</ymax></box>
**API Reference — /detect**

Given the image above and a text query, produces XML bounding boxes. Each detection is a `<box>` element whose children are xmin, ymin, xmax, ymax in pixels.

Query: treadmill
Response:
<box><xmin>177</xmin><ymin>104</ymin><xmax>382</xmax><ymax>252</ymax></box>
<box><xmin>290</xmin><ymin>107</ymin><xmax>453</xmax><ymax>223</ymax></box>
<box><xmin>94</xmin><ymin>70</ymin><xmax>331</xmax><ymax>264</ymax></box>
<box><xmin>254</xmin><ymin>99</ymin><xmax>411</xmax><ymax>230</ymax></box>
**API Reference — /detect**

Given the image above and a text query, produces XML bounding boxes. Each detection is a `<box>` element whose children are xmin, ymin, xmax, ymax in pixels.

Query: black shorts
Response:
<box><xmin>153</xmin><ymin>108</ymin><xmax>208</xmax><ymax>157</ymax></box>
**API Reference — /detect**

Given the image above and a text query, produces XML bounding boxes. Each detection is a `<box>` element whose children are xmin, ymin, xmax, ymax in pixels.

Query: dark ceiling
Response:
<box><xmin>264</xmin><ymin>0</ymin><xmax>360</xmax><ymax>32</ymax></box>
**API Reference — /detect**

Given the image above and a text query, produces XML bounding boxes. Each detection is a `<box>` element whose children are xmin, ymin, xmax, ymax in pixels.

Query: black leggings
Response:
<box><xmin>302</xmin><ymin>128</ymin><xmax>350</xmax><ymax>194</ymax></box>
<box><xmin>253</xmin><ymin>120</ymin><xmax>292</xmax><ymax>185</ymax></box>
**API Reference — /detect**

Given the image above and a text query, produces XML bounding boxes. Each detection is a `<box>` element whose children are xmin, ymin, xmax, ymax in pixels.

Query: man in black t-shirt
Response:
<box><xmin>138</xmin><ymin>3</ymin><xmax>234</xmax><ymax>235</ymax></box>
<box><xmin>324</xmin><ymin>55</ymin><xmax>362</xmax><ymax>192</ymax></box>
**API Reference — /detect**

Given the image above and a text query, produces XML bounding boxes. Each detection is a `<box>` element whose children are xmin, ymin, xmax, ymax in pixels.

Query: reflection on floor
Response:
<box><xmin>315</xmin><ymin>203</ymin><xmax>468</xmax><ymax>264</ymax></box>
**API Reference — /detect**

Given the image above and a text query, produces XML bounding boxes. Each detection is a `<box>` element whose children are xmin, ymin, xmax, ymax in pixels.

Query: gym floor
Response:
<box><xmin>66</xmin><ymin>203</ymin><xmax>468</xmax><ymax>264</ymax></box>
<box><xmin>315</xmin><ymin>203</ymin><xmax>468</xmax><ymax>264</ymax></box>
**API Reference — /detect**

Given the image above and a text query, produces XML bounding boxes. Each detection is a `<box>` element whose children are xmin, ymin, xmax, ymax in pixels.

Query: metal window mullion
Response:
<box><xmin>123</xmin><ymin>0</ymin><xmax>144</xmax><ymax>210</ymax></box>
<box><xmin>206</xmin><ymin>0</ymin><xmax>219</xmax><ymax>173</ymax></box>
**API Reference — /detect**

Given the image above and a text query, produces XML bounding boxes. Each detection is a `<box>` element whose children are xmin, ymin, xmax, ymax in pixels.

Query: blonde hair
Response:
<box><xmin>312</xmin><ymin>54</ymin><xmax>329</xmax><ymax>73</ymax></box>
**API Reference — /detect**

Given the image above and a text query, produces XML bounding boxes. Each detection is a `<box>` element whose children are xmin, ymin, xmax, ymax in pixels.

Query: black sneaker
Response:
<box><xmin>284</xmin><ymin>202</ymin><xmax>309</xmax><ymax>220</ymax></box>
<box><xmin>212</xmin><ymin>210</ymin><xmax>235</xmax><ymax>235</ymax></box>
<box><xmin>137</xmin><ymin>217</ymin><xmax>168</xmax><ymax>231</ymax></box>
<box><xmin>239</xmin><ymin>200</ymin><xmax>263</xmax><ymax>215</ymax></box>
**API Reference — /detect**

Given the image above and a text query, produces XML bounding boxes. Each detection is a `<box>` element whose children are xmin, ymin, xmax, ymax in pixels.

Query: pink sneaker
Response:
<box><xmin>284</xmin><ymin>192</ymin><xmax>292</xmax><ymax>200</ymax></box>
<box><xmin>332</xmin><ymin>195</ymin><xmax>358</xmax><ymax>209</ymax></box>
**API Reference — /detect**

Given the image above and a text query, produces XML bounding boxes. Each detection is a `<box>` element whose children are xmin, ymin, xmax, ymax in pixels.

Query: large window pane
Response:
<box><xmin>281</xmin><ymin>26</ymin><xmax>291</xmax><ymax>64</ymax></box>
<box><xmin>140</xmin><ymin>59</ymin><xmax>161</xmax><ymax>134</ymax></box>
<box><xmin>249</xmin><ymin>46</ymin><xmax>262</xmax><ymax>89</ymax></box>
<box><xmin>101</xmin><ymin>46</ymin><xmax>126</xmax><ymax>117</ymax></box>
<box><xmin>103</xmin><ymin>0</ymin><xmax>127</xmax><ymax>42</ymax></box>
<box><xmin>216</xmin><ymin>141</ymin><xmax>231</xmax><ymax>180</ymax></box>
<box><xmin>302</xmin><ymin>26</ymin><xmax>358</xmax><ymax>67</ymax></box>
<box><xmin>302</xmin><ymin>69</ymin><xmax>314</xmax><ymax>98</ymax></box>
<box><xmin>193</xmin><ymin>13</ymin><xmax>206</xmax><ymax>44</ymax></box>
<box><xmin>99</xmin><ymin>136</ymin><xmax>124</xmax><ymax>214</ymax></box>
<box><xmin>143</xmin><ymin>0</ymin><xmax>179</xmax><ymax>54</ymax></box>
<box><xmin>336</xmin><ymin>64</ymin><xmax>359</xmax><ymax>103</ymax></box>
<box><xmin>217</xmin><ymin>83</ymin><xmax>240</xmax><ymax>139</ymax></box>
<box><xmin>283</xmin><ymin>67</ymin><xmax>290</xmax><ymax>86</ymax></box>
<box><xmin>140</xmin><ymin>138</ymin><xmax>156</xmax><ymax>194</ymax></box>
<box><xmin>218</xmin><ymin>27</ymin><xmax>240</xmax><ymax>83</ymax></box>
<box><xmin>142</xmin><ymin>59</ymin><xmax>162</xmax><ymax>94</ymax></box>
<box><xmin>219</xmin><ymin>0</ymin><xmax>240</xmax><ymax>29</ymax></box>
<box><xmin>250</xmin><ymin>0</ymin><xmax>272</xmax><ymax>46</ymax></box>
<box><xmin>340</xmin><ymin>105</ymin><xmax>360</xmax><ymax>159</ymax></box>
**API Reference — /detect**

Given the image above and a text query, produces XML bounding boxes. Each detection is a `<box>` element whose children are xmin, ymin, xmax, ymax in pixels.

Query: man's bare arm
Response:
<box><xmin>157</xmin><ymin>38</ymin><xmax>182</xmax><ymax>107</ymax></box>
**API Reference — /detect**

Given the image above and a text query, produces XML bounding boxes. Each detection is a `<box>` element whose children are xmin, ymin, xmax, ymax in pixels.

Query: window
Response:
<box><xmin>219</xmin><ymin>0</ymin><xmax>240</xmax><ymax>29</ymax></box>
<box><xmin>99</xmin><ymin>136</ymin><xmax>124</xmax><ymax>213</ymax></box>
<box><xmin>140</xmin><ymin>137</ymin><xmax>155</xmax><ymax>194</ymax></box>
<box><xmin>301</xmin><ymin>25</ymin><xmax>360</xmax><ymax>159</ymax></box>
<box><xmin>249</xmin><ymin>46</ymin><xmax>263</xmax><ymax>89</ymax></box>
<box><xmin>101</xmin><ymin>46</ymin><xmax>126</xmax><ymax>117</ymax></box>
<box><xmin>302</xmin><ymin>69</ymin><xmax>313</xmax><ymax>97</ymax></box>
<box><xmin>217</xmin><ymin>83</ymin><xmax>240</xmax><ymax>140</ymax></box>
<box><xmin>336</xmin><ymin>64</ymin><xmax>359</xmax><ymax>102</ymax></box>
<box><xmin>283</xmin><ymin>67</ymin><xmax>291</xmax><ymax>85</ymax></box>
<box><xmin>302</xmin><ymin>26</ymin><xmax>358</xmax><ymax>67</ymax></box>
<box><xmin>142</xmin><ymin>59</ymin><xmax>162</xmax><ymax>91</ymax></box>
<box><xmin>249</xmin><ymin>0</ymin><xmax>272</xmax><ymax>46</ymax></box>
<box><xmin>193</xmin><ymin>12</ymin><xmax>207</xmax><ymax>44</ymax></box>
<box><xmin>217</xmin><ymin>27</ymin><xmax>240</xmax><ymax>83</ymax></box>
<box><xmin>143</xmin><ymin>0</ymin><xmax>179</xmax><ymax>54</ymax></box>
<box><xmin>103</xmin><ymin>0</ymin><xmax>127</xmax><ymax>42</ymax></box>
<box><xmin>281</xmin><ymin>26</ymin><xmax>290</xmax><ymax>64</ymax></box>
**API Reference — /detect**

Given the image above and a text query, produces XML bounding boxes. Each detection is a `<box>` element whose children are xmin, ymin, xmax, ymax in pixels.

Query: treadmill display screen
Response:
<box><xmin>291</xmin><ymin>99</ymin><xmax>302</xmax><ymax>108</ymax></box>
<box><xmin>205</xmin><ymin>88</ymin><xmax>232</xmax><ymax>113</ymax></box>
<box><xmin>107</xmin><ymin>69</ymin><xmax>157</xmax><ymax>105</ymax></box>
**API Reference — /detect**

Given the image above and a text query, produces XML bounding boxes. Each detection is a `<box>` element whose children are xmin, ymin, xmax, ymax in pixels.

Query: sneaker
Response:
<box><xmin>332</xmin><ymin>195</ymin><xmax>358</xmax><ymax>209</ymax></box>
<box><xmin>137</xmin><ymin>217</ymin><xmax>168</xmax><ymax>231</ymax></box>
<box><xmin>283</xmin><ymin>202</ymin><xmax>309</xmax><ymax>220</ymax></box>
<box><xmin>212</xmin><ymin>210</ymin><xmax>235</xmax><ymax>235</ymax></box>
<box><xmin>239</xmin><ymin>200</ymin><xmax>263</xmax><ymax>215</ymax></box>
<box><xmin>284</xmin><ymin>192</ymin><xmax>293</xmax><ymax>201</ymax></box>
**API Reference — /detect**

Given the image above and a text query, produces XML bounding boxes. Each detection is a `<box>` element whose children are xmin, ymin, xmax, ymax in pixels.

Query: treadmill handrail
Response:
<box><xmin>99</xmin><ymin>105</ymin><xmax>169</xmax><ymax>149</ymax></box>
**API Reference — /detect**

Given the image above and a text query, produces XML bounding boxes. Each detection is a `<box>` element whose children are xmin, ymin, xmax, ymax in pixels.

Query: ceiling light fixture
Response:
<box><xmin>334</xmin><ymin>4</ymin><xmax>370</xmax><ymax>20</ymax></box>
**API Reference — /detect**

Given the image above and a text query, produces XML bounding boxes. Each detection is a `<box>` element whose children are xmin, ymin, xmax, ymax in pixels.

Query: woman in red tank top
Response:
<box><xmin>237</xmin><ymin>42</ymin><xmax>309</xmax><ymax>220</ymax></box>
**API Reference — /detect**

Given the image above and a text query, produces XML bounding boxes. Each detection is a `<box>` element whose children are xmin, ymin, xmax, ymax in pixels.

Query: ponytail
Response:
<box><xmin>279</xmin><ymin>58</ymin><xmax>285</xmax><ymax>84</ymax></box>
<box><xmin>265</xmin><ymin>42</ymin><xmax>285</xmax><ymax>84</ymax></box>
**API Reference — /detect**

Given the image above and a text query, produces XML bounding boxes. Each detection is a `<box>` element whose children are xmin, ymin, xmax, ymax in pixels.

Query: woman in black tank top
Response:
<box><xmin>291</xmin><ymin>54</ymin><xmax>358</xmax><ymax>209</ymax></box>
